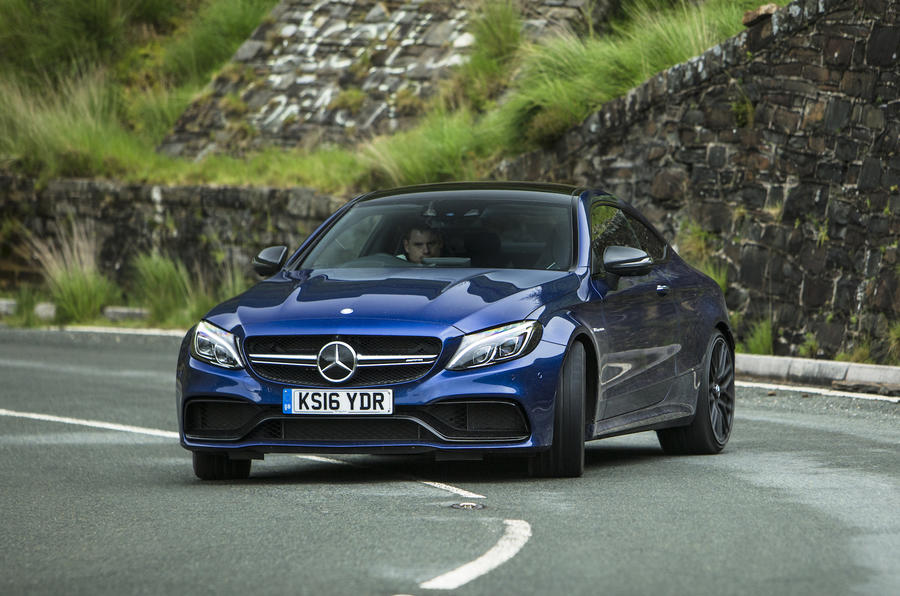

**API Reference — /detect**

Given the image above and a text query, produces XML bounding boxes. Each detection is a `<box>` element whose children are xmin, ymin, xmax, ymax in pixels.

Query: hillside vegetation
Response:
<box><xmin>0</xmin><ymin>0</ymin><xmax>779</xmax><ymax>191</ymax></box>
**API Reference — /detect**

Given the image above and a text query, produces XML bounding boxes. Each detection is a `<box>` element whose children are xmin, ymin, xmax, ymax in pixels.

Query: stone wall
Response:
<box><xmin>159</xmin><ymin>0</ymin><xmax>614</xmax><ymax>159</ymax></box>
<box><xmin>494</xmin><ymin>0</ymin><xmax>900</xmax><ymax>359</ymax></box>
<box><xmin>0</xmin><ymin>174</ymin><xmax>338</xmax><ymax>287</ymax></box>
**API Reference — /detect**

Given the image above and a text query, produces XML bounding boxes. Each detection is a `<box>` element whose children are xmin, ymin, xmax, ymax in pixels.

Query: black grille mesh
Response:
<box><xmin>183</xmin><ymin>400</ymin><xmax>529</xmax><ymax>443</ymax></box>
<box><xmin>184</xmin><ymin>400</ymin><xmax>261</xmax><ymax>433</ymax></box>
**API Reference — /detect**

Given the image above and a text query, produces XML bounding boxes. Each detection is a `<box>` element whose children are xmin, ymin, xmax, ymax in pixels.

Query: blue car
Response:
<box><xmin>176</xmin><ymin>182</ymin><xmax>734</xmax><ymax>479</ymax></box>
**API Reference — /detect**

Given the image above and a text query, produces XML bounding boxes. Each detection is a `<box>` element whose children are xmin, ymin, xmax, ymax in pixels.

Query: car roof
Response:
<box><xmin>354</xmin><ymin>181</ymin><xmax>586</xmax><ymax>204</ymax></box>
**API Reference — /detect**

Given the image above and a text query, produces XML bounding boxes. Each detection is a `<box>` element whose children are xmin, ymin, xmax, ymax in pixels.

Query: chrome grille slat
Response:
<box><xmin>244</xmin><ymin>335</ymin><xmax>442</xmax><ymax>386</ymax></box>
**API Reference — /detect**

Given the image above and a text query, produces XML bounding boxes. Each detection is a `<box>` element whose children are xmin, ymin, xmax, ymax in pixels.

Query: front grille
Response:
<box><xmin>250</xmin><ymin>362</ymin><xmax>435</xmax><ymax>386</ymax></box>
<box><xmin>183</xmin><ymin>399</ymin><xmax>529</xmax><ymax>443</ymax></box>
<box><xmin>244</xmin><ymin>334</ymin><xmax>442</xmax><ymax>387</ymax></box>
<box><xmin>246</xmin><ymin>418</ymin><xmax>433</xmax><ymax>442</ymax></box>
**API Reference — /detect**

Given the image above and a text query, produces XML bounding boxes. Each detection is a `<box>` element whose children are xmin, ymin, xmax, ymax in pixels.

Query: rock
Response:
<box><xmin>102</xmin><ymin>306</ymin><xmax>150</xmax><ymax>322</ymax></box>
<box><xmin>743</xmin><ymin>3</ymin><xmax>778</xmax><ymax>27</ymax></box>
<box><xmin>34</xmin><ymin>302</ymin><xmax>56</xmax><ymax>321</ymax></box>
<box><xmin>0</xmin><ymin>298</ymin><xmax>15</xmax><ymax>316</ymax></box>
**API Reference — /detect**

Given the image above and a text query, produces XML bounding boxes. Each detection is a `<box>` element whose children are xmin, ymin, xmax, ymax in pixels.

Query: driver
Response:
<box><xmin>401</xmin><ymin>224</ymin><xmax>443</xmax><ymax>264</ymax></box>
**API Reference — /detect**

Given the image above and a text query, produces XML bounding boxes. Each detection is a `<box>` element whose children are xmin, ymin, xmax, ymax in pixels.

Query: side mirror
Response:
<box><xmin>252</xmin><ymin>245</ymin><xmax>288</xmax><ymax>277</ymax></box>
<box><xmin>603</xmin><ymin>245</ymin><xmax>653</xmax><ymax>276</ymax></box>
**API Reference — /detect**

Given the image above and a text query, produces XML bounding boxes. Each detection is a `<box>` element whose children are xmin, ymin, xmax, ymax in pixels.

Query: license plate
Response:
<box><xmin>282</xmin><ymin>389</ymin><xmax>393</xmax><ymax>415</ymax></box>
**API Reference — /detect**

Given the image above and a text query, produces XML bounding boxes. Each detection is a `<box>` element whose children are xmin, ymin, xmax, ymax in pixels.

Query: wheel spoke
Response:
<box><xmin>721</xmin><ymin>398</ymin><xmax>734</xmax><ymax>415</ymax></box>
<box><xmin>718</xmin><ymin>401</ymin><xmax>731</xmax><ymax>427</ymax></box>
<box><xmin>709</xmin><ymin>398</ymin><xmax>720</xmax><ymax>432</ymax></box>
<box><xmin>716</xmin><ymin>343</ymin><xmax>727</xmax><ymax>375</ymax></box>
<box><xmin>717</xmin><ymin>360</ymin><xmax>733</xmax><ymax>386</ymax></box>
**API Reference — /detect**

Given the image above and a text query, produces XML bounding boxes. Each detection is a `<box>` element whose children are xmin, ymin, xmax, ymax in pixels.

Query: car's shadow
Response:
<box><xmin>239</xmin><ymin>441</ymin><xmax>667</xmax><ymax>487</ymax></box>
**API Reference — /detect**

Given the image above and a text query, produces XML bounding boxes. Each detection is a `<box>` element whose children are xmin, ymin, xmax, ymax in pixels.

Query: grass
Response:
<box><xmin>131</xmin><ymin>251</ymin><xmax>250</xmax><ymax>328</ymax></box>
<box><xmin>5</xmin><ymin>286</ymin><xmax>43</xmax><ymax>327</ymax></box>
<box><xmin>888</xmin><ymin>321</ymin><xmax>900</xmax><ymax>365</ymax></box>
<box><xmin>699</xmin><ymin>260</ymin><xmax>728</xmax><ymax>294</ymax></box>
<box><xmin>440</xmin><ymin>0</ymin><xmax>522</xmax><ymax>111</ymax></box>
<box><xmin>360</xmin><ymin>109</ymin><xmax>498</xmax><ymax>187</ymax></box>
<box><xmin>491</xmin><ymin>0</ymin><xmax>778</xmax><ymax>149</ymax></box>
<box><xmin>676</xmin><ymin>219</ymin><xmax>727</xmax><ymax>293</ymax></box>
<box><xmin>835</xmin><ymin>341</ymin><xmax>873</xmax><ymax>364</ymax></box>
<box><xmin>797</xmin><ymin>332</ymin><xmax>819</xmax><ymax>358</ymax></box>
<box><xmin>21</xmin><ymin>220</ymin><xmax>118</xmax><ymax>324</ymax></box>
<box><xmin>738</xmin><ymin>319</ymin><xmax>773</xmax><ymax>355</ymax></box>
<box><xmin>0</xmin><ymin>0</ymin><xmax>783</xmax><ymax>189</ymax></box>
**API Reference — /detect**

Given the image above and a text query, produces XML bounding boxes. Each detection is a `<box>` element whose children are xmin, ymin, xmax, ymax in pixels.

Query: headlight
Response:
<box><xmin>447</xmin><ymin>321</ymin><xmax>541</xmax><ymax>370</ymax></box>
<box><xmin>192</xmin><ymin>320</ymin><xmax>244</xmax><ymax>369</ymax></box>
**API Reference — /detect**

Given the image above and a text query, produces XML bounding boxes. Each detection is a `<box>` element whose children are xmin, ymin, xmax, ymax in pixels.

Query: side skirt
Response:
<box><xmin>590</xmin><ymin>368</ymin><xmax>698</xmax><ymax>440</ymax></box>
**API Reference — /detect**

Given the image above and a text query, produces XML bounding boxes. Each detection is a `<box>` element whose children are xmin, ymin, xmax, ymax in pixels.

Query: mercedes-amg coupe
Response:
<box><xmin>176</xmin><ymin>182</ymin><xmax>735</xmax><ymax>479</ymax></box>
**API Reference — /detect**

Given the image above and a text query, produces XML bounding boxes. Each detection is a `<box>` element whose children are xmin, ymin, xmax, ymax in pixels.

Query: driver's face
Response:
<box><xmin>404</xmin><ymin>229</ymin><xmax>442</xmax><ymax>264</ymax></box>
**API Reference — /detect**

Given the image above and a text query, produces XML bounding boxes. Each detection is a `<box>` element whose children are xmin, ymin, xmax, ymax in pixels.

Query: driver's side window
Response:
<box><xmin>590</xmin><ymin>204</ymin><xmax>641</xmax><ymax>276</ymax></box>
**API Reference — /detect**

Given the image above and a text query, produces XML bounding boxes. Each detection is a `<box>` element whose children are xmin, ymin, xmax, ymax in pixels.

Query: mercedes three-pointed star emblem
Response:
<box><xmin>316</xmin><ymin>341</ymin><xmax>357</xmax><ymax>383</ymax></box>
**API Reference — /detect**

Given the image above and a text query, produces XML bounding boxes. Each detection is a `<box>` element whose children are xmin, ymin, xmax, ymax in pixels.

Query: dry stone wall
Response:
<box><xmin>495</xmin><ymin>0</ymin><xmax>900</xmax><ymax>359</ymax></box>
<box><xmin>160</xmin><ymin>0</ymin><xmax>613</xmax><ymax>159</ymax></box>
<box><xmin>0</xmin><ymin>174</ymin><xmax>339</xmax><ymax>287</ymax></box>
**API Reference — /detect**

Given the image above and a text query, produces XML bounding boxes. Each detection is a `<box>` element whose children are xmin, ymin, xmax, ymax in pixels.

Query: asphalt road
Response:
<box><xmin>1</xmin><ymin>328</ymin><xmax>898</xmax><ymax>595</ymax></box>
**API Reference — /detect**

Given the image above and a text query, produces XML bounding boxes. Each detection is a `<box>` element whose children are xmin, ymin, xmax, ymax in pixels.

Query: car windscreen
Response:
<box><xmin>297</xmin><ymin>196</ymin><xmax>574</xmax><ymax>270</ymax></box>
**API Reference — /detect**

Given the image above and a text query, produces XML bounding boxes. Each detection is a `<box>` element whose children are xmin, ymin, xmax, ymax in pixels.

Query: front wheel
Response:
<box><xmin>657</xmin><ymin>331</ymin><xmax>735</xmax><ymax>454</ymax></box>
<box><xmin>531</xmin><ymin>341</ymin><xmax>586</xmax><ymax>477</ymax></box>
<box><xmin>193</xmin><ymin>451</ymin><xmax>252</xmax><ymax>480</ymax></box>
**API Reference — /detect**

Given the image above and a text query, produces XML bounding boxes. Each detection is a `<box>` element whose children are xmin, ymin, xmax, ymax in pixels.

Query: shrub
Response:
<box><xmin>23</xmin><ymin>220</ymin><xmax>118</xmax><ymax>324</ymax></box>
<box><xmin>132</xmin><ymin>252</ymin><xmax>190</xmax><ymax>325</ymax></box>
<box><xmin>835</xmin><ymin>341</ymin><xmax>873</xmax><ymax>364</ymax></box>
<box><xmin>328</xmin><ymin>88</ymin><xmax>367</xmax><ymax>115</ymax></box>
<box><xmin>699</xmin><ymin>260</ymin><xmax>728</xmax><ymax>294</ymax></box>
<box><xmin>132</xmin><ymin>251</ymin><xmax>251</xmax><ymax>328</ymax></box>
<box><xmin>887</xmin><ymin>322</ymin><xmax>900</xmax><ymax>365</ymax></box>
<box><xmin>739</xmin><ymin>319</ymin><xmax>773</xmax><ymax>355</ymax></box>
<box><xmin>495</xmin><ymin>0</ymin><xmax>779</xmax><ymax>149</ymax></box>
<box><xmin>797</xmin><ymin>332</ymin><xmax>819</xmax><ymax>358</ymax></box>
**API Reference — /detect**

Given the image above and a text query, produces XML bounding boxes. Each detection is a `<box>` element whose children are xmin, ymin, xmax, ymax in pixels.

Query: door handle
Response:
<box><xmin>656</xmin><ymin>284</ymin><xmax>670</xmax><ymax>297</ymax></box>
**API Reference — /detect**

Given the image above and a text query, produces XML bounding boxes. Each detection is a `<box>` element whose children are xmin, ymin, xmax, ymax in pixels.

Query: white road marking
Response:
<box><xmin>63</xmin><ymin>325</ymin><xmax>188</xmax><ymax>337</ymax></box>
<box><xmin>1</xmin><ymin>412</ymin><xmax>527</xmax><ymax>589</ymax></box>
<box><xmin>737</xmin><ymin>380</ymin><xmax>900</xmax><ymax>403</ymax></box>
<box><xmin>296</xmin><ymin>454</ymin><xmax>348</xmax><ymax>465</ymax></box>
<box><xmin>419</xmin><ymin>519</ymin><xmax>532</xmax><ymax>590</ymax></box>
<box><xmin>0</xmin><ymin>408</ymin><xmax>179</xmax><ymax>439</ymax></box>
<box><xmin>295</xmin><ymin>455</ymin><xmax>486</xmax><ymax>499</ymax></box>
<box><xmin>0</xmin><ymin>357</ymin><xmax>170</xmax><ymax>381</ymax></box>
<box><xmin>418</xmin><ymin>480</ymin><xmax>485</xmax><ymax>500</ymax></box>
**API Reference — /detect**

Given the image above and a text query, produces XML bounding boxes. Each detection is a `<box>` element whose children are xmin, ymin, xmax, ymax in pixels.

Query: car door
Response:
<box><xmin>580</xmin><ymin>201</ymin><xmax>681</xmax><ymax>420</ymax></box>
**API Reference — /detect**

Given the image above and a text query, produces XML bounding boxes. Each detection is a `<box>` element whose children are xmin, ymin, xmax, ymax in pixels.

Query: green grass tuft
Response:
<box><xmin>22</xmin><ymin>220</ymin><xmax>118</xmax><ymax>323</ymax></box>
<box><xmin>797</xmin><ymin>332</ymin><xmax>819</xmax><ymax>358</ymax></box>
<box><xmin>888</xmin><ymin>321</ymin><xmax>900</xmax><ymax>365</ymax></box>
<box><xmin>738</xmin><ymin>319</ymin><xmax>773</xmax><ymax>355</ymax></box>
<box><xmin>131</xmin><ymin>251</ymin><xmax>251</xmax><ymax>328</ymax></box>
<box><xmin>699</xmin><ymin>260</ymin><xmax>728</xmax><ymax>294</ymax></box>
<box><xmin>494</xmin><ymin>0</ymin><xmax>776</xmax><ymax>149</ymax></box>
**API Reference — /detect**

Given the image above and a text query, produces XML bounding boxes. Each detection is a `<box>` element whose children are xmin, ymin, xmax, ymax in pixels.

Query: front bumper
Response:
<box><xmin>176</xmin><ymin>338</ymin><xmax>567</xmax><ymax>455</ymax></box>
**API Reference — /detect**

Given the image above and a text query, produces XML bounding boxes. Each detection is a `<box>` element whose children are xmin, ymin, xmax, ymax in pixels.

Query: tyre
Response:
<box><xmin>193</xmin><ymin>451</ymin><xmax>252</xmax><ymax>480</ymax></box>
<box><xmin>657</xmin><ymin>331</ymin><xmax>735</xmax><ymax>454</ymax></box>
<box><xmin>532</xmin><ymin>341</ymin><xmax>586</xmax><ymax>477</ymax></box>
